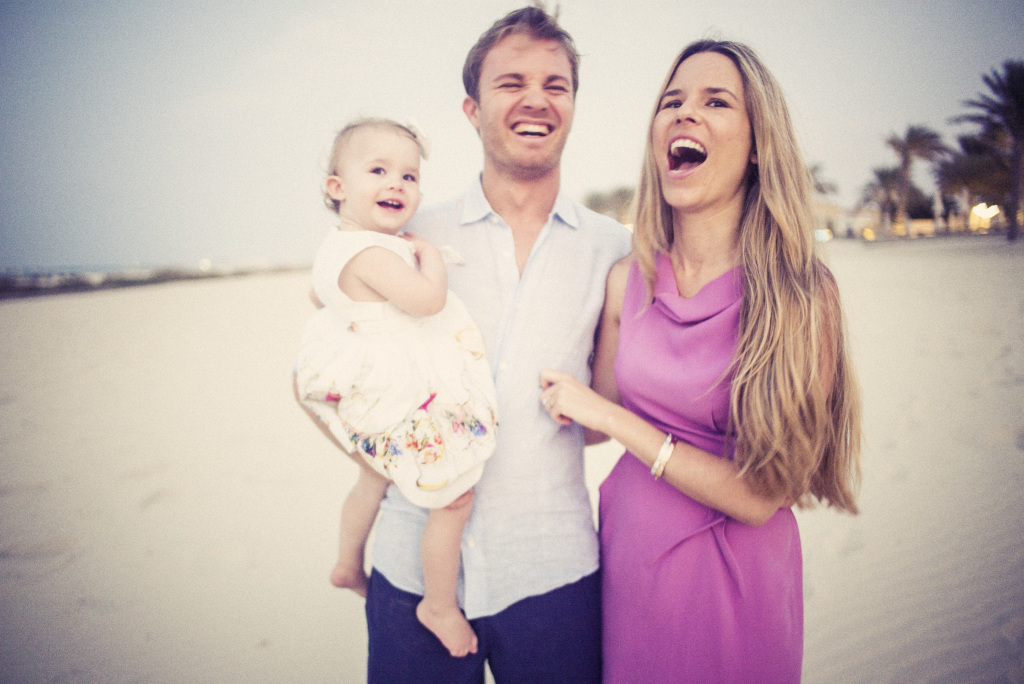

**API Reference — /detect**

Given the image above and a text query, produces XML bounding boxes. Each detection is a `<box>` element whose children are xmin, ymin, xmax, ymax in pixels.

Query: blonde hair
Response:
<box><xmin>323</xmin><ymin>118</ymin><xmax>428</xmax><ymax>213</ymax></box>
<box><xmin>632</xmin><ymin>40</ymin><xmax>861</xmax><ymax>512</ymax></box>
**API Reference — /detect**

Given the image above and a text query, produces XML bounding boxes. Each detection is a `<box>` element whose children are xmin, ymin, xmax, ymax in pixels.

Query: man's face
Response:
<box><xmin>463</xmin><ymin>34</ymin><xmax>575</xmax><ymax>181</ymax></box>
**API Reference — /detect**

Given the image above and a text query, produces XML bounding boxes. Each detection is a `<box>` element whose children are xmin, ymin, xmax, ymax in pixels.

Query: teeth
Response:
<box><xmin>670</xmin><ymin>138</ymin><xmax>706</xmax><ymax>156</ymax></box>
<box><xmin>513</xmin><ymin>123</ymin><xmax>549</xmax><ymax>136</ymax></box>
<box><xmin>379</xmin><ymin>200</ymin><xmax>402</xmax><ymax>209</ymax></box>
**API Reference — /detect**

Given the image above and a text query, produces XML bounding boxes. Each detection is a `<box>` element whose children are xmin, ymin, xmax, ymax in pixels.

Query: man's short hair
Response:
<box><xmin>462</xmin><ymin>3</ymin><xmax>580</xmax><ymax>102</ymax></box>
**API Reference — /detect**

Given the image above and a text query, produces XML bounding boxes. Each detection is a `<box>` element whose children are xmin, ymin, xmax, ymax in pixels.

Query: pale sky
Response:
<box><xmin>1</xmin><ymin>0</ymin><xmax>1022</xmax><ymax>272</ymax></box>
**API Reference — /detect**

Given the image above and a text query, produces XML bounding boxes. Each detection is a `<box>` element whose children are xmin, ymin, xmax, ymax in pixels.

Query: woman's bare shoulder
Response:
<box><xmin>608</xmin><ymin>254</ymin><xmax>635</xmax><ymax>286</ymax></box>
<box><xmin>602</xmin><ymin>254</ymin><xmax>635</xmax><ymax>317</ymax></box>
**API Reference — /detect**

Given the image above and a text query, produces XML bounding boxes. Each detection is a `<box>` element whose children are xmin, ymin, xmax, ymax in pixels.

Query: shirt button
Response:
<box><xmin>467</xmin><ymin>538</ymin><xmax>476</xmax><ymax>548</ymax></box>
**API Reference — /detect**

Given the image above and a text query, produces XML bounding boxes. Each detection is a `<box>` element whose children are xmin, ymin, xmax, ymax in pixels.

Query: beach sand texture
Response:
<box><xmin>1</xmin><ymin>237</ymin><xmax>1022</xmax><ymax>683</ymax></box>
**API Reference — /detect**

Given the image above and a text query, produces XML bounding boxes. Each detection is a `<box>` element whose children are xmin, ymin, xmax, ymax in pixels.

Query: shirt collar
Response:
<box><xmin>460</xmin><ymin>173</ymin><xmax>580</xmax><ymax>230</ymax></box>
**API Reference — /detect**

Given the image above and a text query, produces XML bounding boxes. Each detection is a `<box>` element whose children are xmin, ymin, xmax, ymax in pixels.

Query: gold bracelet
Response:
<box><xmin>650</xmin><ymin>433</ymin><xmax>675</xmax><ymax>479</ymax></box>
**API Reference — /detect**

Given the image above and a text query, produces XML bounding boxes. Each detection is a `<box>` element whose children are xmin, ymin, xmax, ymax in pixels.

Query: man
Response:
<box><xmin>365</xmin><ymin>6</ymin><xmax>630</xmax><ymax>682</ymax></box>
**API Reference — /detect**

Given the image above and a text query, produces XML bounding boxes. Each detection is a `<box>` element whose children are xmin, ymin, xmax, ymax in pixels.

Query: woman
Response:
<box><xmin>540</xmin><ymin>40</ymin><xmax>860</xmax><ymax>682</ymax></box>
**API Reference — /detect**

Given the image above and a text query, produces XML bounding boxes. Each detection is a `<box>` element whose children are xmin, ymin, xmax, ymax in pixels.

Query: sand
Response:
<box><xmin>1</xmin><ymin>236</ymin><xmax>1022</xmax><ymax>683</ymax></box>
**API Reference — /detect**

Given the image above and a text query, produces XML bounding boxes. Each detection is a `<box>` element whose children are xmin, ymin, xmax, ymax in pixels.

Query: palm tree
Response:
<box><xmin>936</xmin><ymin>128</ymin><xmax>1011</xmax><ymax>217</ymax></box>
<box><xmin>953</xmin><ymin>60</ymin><xmax>1024</xmax><ymax>241</ymax></box>
<box><xmin>809</xmin><ymin>163</ymin><xmax>838</xmax><ymax>196</ymax></box>
<box><xmin>584</xmin><ymin>186</ymin><xmax>635</xmax><ymax>224</ymax></box>
<box><xmin>861</xmin><ymin>166</ymin><xmax>902</xmax><ymax>228</ymax></box>
<box><xmin>886</xmin><ymin>125</ymin><xmax>950</xmax><ymax>236</ymax></box>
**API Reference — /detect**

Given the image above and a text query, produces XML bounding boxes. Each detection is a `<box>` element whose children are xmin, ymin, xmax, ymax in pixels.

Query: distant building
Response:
<box><xmin>831</xmin><ymin>200</ymin><xmax>1004</xmax><ymax>241</ymax></box>
<box><xmin>812</xmin><ymin>197</ymin><xmax>845</xmax><ymax>238</ymax></box>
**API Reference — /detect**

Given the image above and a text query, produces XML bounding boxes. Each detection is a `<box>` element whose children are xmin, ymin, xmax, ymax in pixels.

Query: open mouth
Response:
<box><xmin>377</xmin><ymin>199</ymin><xmax>404</xmax><ymax>210</ymax></box>
<box><xmin>512</xmin><ymin>122</ymin><xmax>552</xmax><ymax>137</ymax></box>
<box><xmin>669</xmin><ymin>138</ymin><xmax>707</xmax><ymax>171</ymax></box>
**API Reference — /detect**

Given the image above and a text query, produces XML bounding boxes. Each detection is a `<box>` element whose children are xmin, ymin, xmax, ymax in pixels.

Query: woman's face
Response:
<box><xmin>651</xmin><ymin>51</ymin><xmax>755</xmax><ymax>223</ymax></box>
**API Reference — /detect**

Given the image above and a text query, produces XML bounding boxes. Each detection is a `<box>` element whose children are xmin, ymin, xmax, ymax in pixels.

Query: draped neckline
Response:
<box><xmin>651</xmin><ymin>253</ymin><xmax>744</xmax><ymax>325</ymax></box>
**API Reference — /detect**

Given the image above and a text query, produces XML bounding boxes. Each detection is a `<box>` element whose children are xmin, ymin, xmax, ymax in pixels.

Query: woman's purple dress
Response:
<box><xmin>599</xmin><ymin>256</ymin><xmax>802</xmax><ymax>683</ymax></box>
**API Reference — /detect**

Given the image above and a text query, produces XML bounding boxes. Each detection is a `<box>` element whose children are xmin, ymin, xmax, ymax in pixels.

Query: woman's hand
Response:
<box><xmin>539</xmin><ymin>369</ymin><xmax>613</xmax><ymax>430</ymax></box>
<box><xmin>542</xmin><ymin>369</ymin><xmax>790</xmax><ymax>524</ymax></box>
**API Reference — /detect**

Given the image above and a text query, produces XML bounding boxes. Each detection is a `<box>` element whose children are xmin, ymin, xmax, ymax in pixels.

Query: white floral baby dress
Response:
<box><xmin>295</xmin><ymin>230</ymin><xmax>497</xmax><ymax>508</ymax></box>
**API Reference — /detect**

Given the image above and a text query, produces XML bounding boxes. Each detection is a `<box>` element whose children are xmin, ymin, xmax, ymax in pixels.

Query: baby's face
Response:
<box><xmin>332</xmin><ymin>126</ymin><xmax>421</xmax><ymax>234</ymax></box>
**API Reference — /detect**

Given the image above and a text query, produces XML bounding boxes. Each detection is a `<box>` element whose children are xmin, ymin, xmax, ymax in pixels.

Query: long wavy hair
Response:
<box><xmin>632</xmin><ymin>39</ymin><xmax>861</xmax><ymax>512</ymax></box>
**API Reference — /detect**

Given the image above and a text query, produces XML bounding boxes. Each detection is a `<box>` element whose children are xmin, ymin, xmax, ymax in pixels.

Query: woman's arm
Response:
<box><xmin>540</xmin><ymin>371</ymin><xmax>786</xmax><ymax>525</ymax></box>
<box><xmin>540</xmin><ymin>259</ymin><xmax>790</xmax><ymax>528</ymax></box>
<box><xmin>581</xmin><ymin>257</ymin><xmax>630</xmax><ymax>444</ymax></box>
<box><xmin>340</xmin><ymin>236</ymin><xmax>448</xmax><ymax>316</ymax></box>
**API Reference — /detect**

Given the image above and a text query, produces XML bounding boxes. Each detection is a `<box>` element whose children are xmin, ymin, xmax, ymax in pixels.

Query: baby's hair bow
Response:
<box><xmin>405</xmin><ymin>119</ymin><xmax>431</xmax><ymax>160</ymax></box>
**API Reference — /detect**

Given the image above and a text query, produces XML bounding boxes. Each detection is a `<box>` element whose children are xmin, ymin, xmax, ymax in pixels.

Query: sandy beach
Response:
<box><xmin>1</xmin><ymin>236</ymin><xmax>1022</xmax><ymax>683</ymax></box>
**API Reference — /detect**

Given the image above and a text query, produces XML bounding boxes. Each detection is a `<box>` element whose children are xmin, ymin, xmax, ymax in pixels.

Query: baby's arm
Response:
<box><xmin>340</xmin><ymin>238</ymin><xmax>447</xmax><ymax>316</ymax></box>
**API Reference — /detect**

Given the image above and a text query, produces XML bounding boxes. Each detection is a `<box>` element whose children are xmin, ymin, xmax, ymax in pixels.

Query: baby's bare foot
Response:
<box><xmin>329</xmin><ymin>561</ymin><xmax>368</xmax><ymax>597</ymax></box>
<box><xmin>416</xmin><ymin>599</ymin><xmax>478</xmax><ymax>657</ymax></box>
